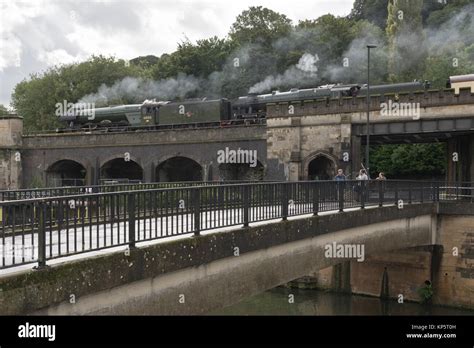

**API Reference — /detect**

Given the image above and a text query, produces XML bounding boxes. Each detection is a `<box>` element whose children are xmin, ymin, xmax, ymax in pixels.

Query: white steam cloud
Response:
<box><xmin>79</xmin><ymin>74</ymin><xmax>201</xmax><ymax>105</ymax></box>
<box><xmin>77</xmin><ymin>3</ymin><xmax>474</xmax><ymax>104</ymax></box>
<box><xmin>248</xmin><ymin>53</ymin><xmax>319</xmax><ymax>93</ymax></box>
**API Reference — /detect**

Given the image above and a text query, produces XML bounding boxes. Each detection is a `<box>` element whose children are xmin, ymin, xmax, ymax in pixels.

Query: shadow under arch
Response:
<box><xmin>156</xmin><ymin>156</ymin><xmax>203</xmax><ymax>182</ymax></box>
<box><xmin>46</xmin><ymin>159</ymin><xmax>87</xmax><ymax>186</ymax></box>
<box><xmin>100</xmin><ymin>158</ymin><xmax>144</xmax><ymax>183</ymax></box>
<box><xmin>217</xmin><ymin>161</ymin><xmax>265</xmax><ymax>181</ymax></box>
<box><xmin>303</xmin><ymin>152</ymin><xmax>337</xmax><ymax>180</ymax></box>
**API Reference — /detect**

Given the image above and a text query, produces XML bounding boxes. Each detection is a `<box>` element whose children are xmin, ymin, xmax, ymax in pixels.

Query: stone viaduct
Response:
<box><xmin>1</xmin><ymin>88</ymin><xmax>473</xmax><ymax>189</ymax></box>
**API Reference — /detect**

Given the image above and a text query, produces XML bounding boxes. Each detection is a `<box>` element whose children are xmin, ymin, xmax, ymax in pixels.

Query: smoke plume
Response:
<box><xmin>248</xmin><ymin>53</ymin><xmax>319</xmax><ymax>93</ymax></box>
<box><xmin>79</xmin><ymin>74</ymin><xmax>202</xmax><ymax>105</ymax></box>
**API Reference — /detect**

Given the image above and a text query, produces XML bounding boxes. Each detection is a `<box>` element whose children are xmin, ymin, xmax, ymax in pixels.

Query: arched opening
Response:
<box><xmin>156</xmin><ymin>157</ymin><xmax>202</xmax><ymax>182</ymax></box>
<box><xmin>308</xmin><ymin>155</ymin><xmax>335</xmax><ymax>180</ymax></box>
<box><xmin>100</xmin><ymin>158</ymin><xmax>143</xmax><ymax>183</ymax></box>
<box><xmin>46</xmin><ymin>160</ymin><xmax>86</xmax><ymax>186</ymax></box>
<box><xmin>218</xmin><ymin>161</ymin><xmax>264</xmax><ymax>181</ymax></box>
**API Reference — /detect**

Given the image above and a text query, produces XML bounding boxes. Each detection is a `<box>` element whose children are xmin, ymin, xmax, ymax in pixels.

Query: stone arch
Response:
<box><xmin>217</xmin><ymin>160</ymin><xmax>265</xmax><ymax>181</ymax></box>
<box><xmin>156</xmin><ymin>156</ymin><xmax>203</xmax><ymax>182</ymax></box>
<box><xmin>156</xmin><ymin>153</ymin><xmax>204</xmax><ymax>168</ymax></box>
<box><xmin>100</xmin><ymin>157</ymin><xmax>144</xmax><ymax>183</ymax></box>
<box><xmin>303</xmin><ymin>151</ymin><xmax>338</xmax><ymax>180</ymax></box>
<box><xmin>46</xmin><ymin>159</ymin><xmax>87</xmax><ymax>186</ymax></box>
<box><xmin>99</xmin><ymin>153</ymin><xmax>142</xmax><ymax>169</ymax></box>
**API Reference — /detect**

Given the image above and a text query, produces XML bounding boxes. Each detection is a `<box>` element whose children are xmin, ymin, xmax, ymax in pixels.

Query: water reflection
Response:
<box><xmin>211</xmin><ymin>288</ymin><xmax>474</xmax><ymax>316</ymax></box>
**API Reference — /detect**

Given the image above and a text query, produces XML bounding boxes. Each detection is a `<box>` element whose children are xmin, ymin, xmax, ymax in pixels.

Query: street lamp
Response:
<box><xmin>366</xmin><ymin>44</ymin><xmax>377</xmax><ymax>178</ymax></box>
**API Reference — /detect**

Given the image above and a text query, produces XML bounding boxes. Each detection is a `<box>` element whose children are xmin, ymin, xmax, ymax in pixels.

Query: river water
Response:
<box><xmin>212</xmin><ymin>288</ymin><xmax>474</xmax><ymax>315</ymax></box>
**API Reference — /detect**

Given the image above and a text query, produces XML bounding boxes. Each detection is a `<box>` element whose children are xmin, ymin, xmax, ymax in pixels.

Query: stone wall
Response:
<box><xmin>20</xmin><ymin>125</ymin><xmax>267</xmax><ymax>187</ymax></box>
<box><xmin>266</xmin><ymin>114</ymin><xmax>353</xmax><ymax>180</ymax></box>
<box><xmin>433</xmin><ymin>214</ymin><xmax>474</xmax><ymax>309</ymax></box>
<box><xmin>266</xmin><ymin>88</ymin><xmax>474</xmax><ymax>118</ymax></box>
<box><xmin>299</xmin><ymin>203</ymin><xmax>474</xmax><ymax>310</ymax></box>
<box><xmin>0</xmin><ymin>116</ymin><xmax>23</xmax><ymax>189</ymax></box>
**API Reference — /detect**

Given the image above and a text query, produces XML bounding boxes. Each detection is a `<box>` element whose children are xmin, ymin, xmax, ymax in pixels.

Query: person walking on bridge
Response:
<box><xmin>334</xmin><ymin>168</ymin><xmax>346</xmax><ymax>200</ymax></box>
<box><xmin>355</xmin><ymin>169</ymin><xmax>369</xmax><ymax>202</ymax></box>
<box><xmin>334</xmin><ymin>168</ymin><xmax>346</xmax><ymax>181</ymax></box>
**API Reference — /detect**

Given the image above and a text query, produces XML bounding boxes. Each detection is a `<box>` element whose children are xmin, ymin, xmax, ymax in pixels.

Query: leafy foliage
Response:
<box><xmin>229</xmin><ymin>6</ymin><xmax>292</xmax><ymax>47</ymax></box>
<box><xmin>417</xmin><ymin>281</ymin><xmax>434</xmax><ymax>304</ymax></box>
<box><xmin>0</xmin><ymin>104</ymin><xmax>10</xmax><ymax>116</ymax></box>
<box><xmin>386</xmin><ymin>0</ymin><xmax>425</xmax><ymax>82</ymax></box>
<box><xmin>349</xmin><ymin>0</ymin><xmax>389</xmax><ymax>29</ymax></box>
<box><xmin>369</xmin><ymin>144</ymin><xmax>446</xmax><ymax>179</ymax></box>
<box><xmin>12</xmin><ymin>56</ymin><xmax>142</xmax><ymax>131</ymax></box>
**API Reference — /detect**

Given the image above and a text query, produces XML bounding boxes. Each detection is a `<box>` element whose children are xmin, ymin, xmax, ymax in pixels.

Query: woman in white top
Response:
<box><xmin>356</xmin><ymin>169</ymin><xmax>368</xmax><ymax>180</ymax></box>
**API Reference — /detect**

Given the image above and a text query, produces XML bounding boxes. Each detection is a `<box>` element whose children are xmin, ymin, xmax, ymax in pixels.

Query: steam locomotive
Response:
<box><xmin>59</xmin><ymin>80</ymin><xmax>431</xmax><ymax>130</ymax></box>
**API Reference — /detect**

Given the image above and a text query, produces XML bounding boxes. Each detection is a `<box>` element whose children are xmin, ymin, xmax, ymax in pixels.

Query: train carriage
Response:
<box><xmin>447</xmin><ymin>74</ymin><xmax>474</xmax><ymax>94</ymax></box>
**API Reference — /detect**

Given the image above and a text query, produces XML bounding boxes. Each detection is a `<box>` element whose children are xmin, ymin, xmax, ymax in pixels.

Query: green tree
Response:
<box><xmin>349</xmin><ymin>0</ymin><xmax>389</xmax><ymax>29</ymax></box>
<box><xmin>151</xmin><ymin>37</ymin><xmax>234</xmax><ymax>80</ymax></box>
<box><xmin>423</xmin><ymin>44</ymin><xmax>474</xmax><ymax>89</ymax></box>
<box><xmin>370</xmin><ymin>143</ymin><xmax>446</xmax><ymax>179</ymax></box>
<box><xmin>0</xmin><ymin>104</ymin><xmax>10</xmax><ymax>116</ymax></box>
<box><xmin>12</xmin><ymin>55</ymin><xmax>144</xmax><ymax>131</ymax></box>
<box><xmin>296</xmin><ymin>15</ymin><xmax>354</xmax><ymax>68</ymax></box>
<box><xmin>421</xmin><ymin>0</ymin><xmax>448</xmax><ymax>25</ymax></box>
<box><xmin>130</xmin><ymin>55</ymin><xmax>159</xmax><ymax>70</ymax></box>
<box><xmin>229</xmin><ymin>6</ymin><xmax>292</xmax><ymax>47</ymax></box>
<box><xmin>150</xmin><ymin>53</ymin><xmax>180</xmax><ymax>80</ymax></box>
<box><xmin>426</xmin><ymin>0</ymin><xmax>472</xmax><ymax>27</ymax></box>
<box><xmin>386</xmin><ymin>0</ymin><xmax>425</xmax><ymax>82</ymax></box>
<box><xmin>333</xmin><ymin>19</ymin><xmax>388</xmax><ymax>84</ymax></box>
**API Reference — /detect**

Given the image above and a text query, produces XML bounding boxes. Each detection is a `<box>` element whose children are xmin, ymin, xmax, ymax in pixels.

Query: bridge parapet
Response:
<box><xmin>0</xmin><ymin>180</ymin><xmax>470</xmax><ymax>270</ymax></box>
<box><xmin>0</xmin><ymin>202</ymin><xmax>437</xmax><ymax>315</ymax></box>
<box><xmin>266</xmin><ymin>88</ymin><xmax>474</xmax><ymax>118</ymax></box>
<box><xmin>21</xmin><ymin>124</ymin><xmax>266</xmax><ymax>148</ymax></box>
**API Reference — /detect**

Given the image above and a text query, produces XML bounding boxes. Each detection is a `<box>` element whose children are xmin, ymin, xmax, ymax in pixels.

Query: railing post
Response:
<box><xmin>338</xmin><ymin>181</ymin><xmax>344</xmax><ymax>212</ymax></box>
<box><xmin>218</xmin><ymin>186</ymin><xmax>224</xmax><ymax>209</ymax></box>
<box><xmin>313</xmin><ymin>182</ymin><xmax>319</xmax><ymax>216</ymax></box>
<box><xmin>360</xmin><ymin>181</ymin><xmax>365</xmax><ymax>209</ymax></box>
<box><xmin>193</xmin><ymin>188</ymin><xmax>201</xmax><ymax>236</ymax></box>
<box><xmin>243</xmin><ymin>185</ymin><xmax>249</xmax><ymax>227</ymax></box>
<box><xmin>437</xmin><ymin>181</ymin><xmax>441</xmax><ymax>202</ymax></box>
<box><xmin>420</xmin><ymin>183</ymin><xmax>424</xmax><ymax>203</ymax></box>
<box><xmin>110</xmin><ymin>194</ymin><xmax>116</xmax><ymax>222</ymax></box>
<box><xmin>394</xmin><ymin>181</ymin><xmax>399</xmax><ymax>206</ymax></box>
<box><xmin>470</xmin><ymin>182</ymin><xmax>473</xmax><ymax>203</ymax></box>
<box><xmin>57</xmin><ymin>199</ymin><xmax>63</xmax><ymax>231</ymax></box>
<box><xmin>281</xmin><ymin>183</ymin><xmax>288</xmax><ymax>220</ymax></box>
<box><xmin>36</xmin><ymin>201</ymin><xmax>47</xmax><ymax>269</ymax></box>
<box><xmin>128</xmin><ymin>193</ymin><xmax>136</xmax><ymax>248</ymax></box>
<box><xmin>378</xmin><ymin>180</ymin><xmax>384</xmax><ymax>207</ymax></box>
<box><xmin>408</xmin><ymin>181</ymin><xmax>412</xmax><ymax>204</ymax></box>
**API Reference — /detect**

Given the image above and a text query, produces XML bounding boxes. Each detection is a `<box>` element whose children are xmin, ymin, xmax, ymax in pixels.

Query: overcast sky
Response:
<box><xmin>0</xmin><ymin>0</ymin><xmax>354</xmax><ymax>107</ymax></box>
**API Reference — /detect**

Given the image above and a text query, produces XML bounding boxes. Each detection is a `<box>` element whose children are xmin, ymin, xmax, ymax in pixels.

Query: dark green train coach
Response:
<box><xmin>141</xmin><ymin>99</ymin><xmax>232</xmax><ymax>126</ymax></box>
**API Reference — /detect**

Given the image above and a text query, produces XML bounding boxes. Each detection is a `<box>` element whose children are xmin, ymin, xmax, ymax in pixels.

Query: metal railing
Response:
<box><xmin>0</xmin><ymin>180</ymin><xmax>472</xmax><ymax>270</ymax></box>
<box><xmin>0</xmin><ymin>180</ymin><xmax>272</xmax><ymax>202</ymax></box>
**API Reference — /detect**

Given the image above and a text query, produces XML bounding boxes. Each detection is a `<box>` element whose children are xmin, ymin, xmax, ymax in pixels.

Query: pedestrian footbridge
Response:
<box><xmin>0</xmin><ymin>181</ymin><xmax>472</xmax><ymax>314</ymax></box>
